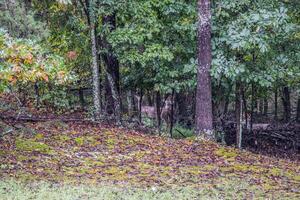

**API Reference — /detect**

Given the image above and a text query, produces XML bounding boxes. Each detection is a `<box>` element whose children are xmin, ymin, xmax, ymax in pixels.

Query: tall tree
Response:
<box><xmin>80</xmin><ymin>0</ymin><xmax>101</xmax><ymax>118</ymax></box>
<box><xmin>101</xmin><ymin>14</ymin><xmax>122</xmax><ymax>124</ymax></box>
<box><xmin>195</xmin><ymin>0</ymin><xmax>213</xmax><ymax>138</ymax></box>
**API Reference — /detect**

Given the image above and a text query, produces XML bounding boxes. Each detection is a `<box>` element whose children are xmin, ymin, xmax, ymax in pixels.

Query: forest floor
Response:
<box><xmin>0</xmin><ymin>121</ymin><xmax>300</xmax><ymax>199</ymax></box>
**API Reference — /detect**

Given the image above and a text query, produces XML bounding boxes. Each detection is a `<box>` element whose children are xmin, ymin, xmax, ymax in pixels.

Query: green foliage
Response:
<box><xmin>0</xmin><ymin>0</ymin><xmax>49</xmax><ymax>40</ymax></box>
<box><xmin>211</xmin><ymin>0</ymin><xmax>300</xmax><ymax>89</ymax></box>
<box><xmin>0</xmin><ymin>28</ymin><xmax>75</xmax><ymax>90</ymax></box>
<box><xmin>173</xmin><ymin>125</ymin><xmax>194</xmax><ymax>139</ymax></box>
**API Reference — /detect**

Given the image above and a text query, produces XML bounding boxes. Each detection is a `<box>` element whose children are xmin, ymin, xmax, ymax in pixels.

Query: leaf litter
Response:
<box><xmin>0</xmin><ymin>121</ymin><xmax>299</xmax><ymax>198</ymax></box>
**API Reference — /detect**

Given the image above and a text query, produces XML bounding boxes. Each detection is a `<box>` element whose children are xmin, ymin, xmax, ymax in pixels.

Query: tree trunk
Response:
<box><xmin>156</xmin><ymin>91</ymin><xmax>162</xmax><ymax>134</ymax></box>
<box><xmin>169</xmin><ymin>89</ymin><xmax>175</xmax><ymax>138</ymax></box>
<box><xmin>274</xmin><ymin>89</ymin><xmax>278</xmax><ymax>120</ymax></box>
<box><xmin>138</xmin><ymin>89</ymin><xmax>143</xmax><ymax>124</ymax></box>
<box><xmin>126</xmin><ymin>90</ymin><xmax>134</xmax><ymax>119</ymax></box>
<box><xmin>101</xmin><ymin>14</ymin><xmax>121</xmax><ymax>122</ymax></box>
<box><xmin>131</xmin><ymin>89</ymin><xmax>137</xmax><ymax>115</ymax></box>
<box><xmin>263</xmin><ymin>97</ymin><xmax>268</xmax><ymax>116</ymax></box>
<box><xmin>296</xmin><ymin>97</ymin><xmax>300</xmax><ymax>122</ymax></box>
<box><xmin>34</xmin><ymin>82</ymin><xmax>40</xmax><ymax>108</ymax></box>
<box><xmin>250</xmin><ymin>83</ymin><xmax>255</xmax><ymax>132</ymax></box>
<box><xmin>146</xmin><ymin>91</ymin><xmax>153</xmax><ymax>106</ymax></box>
<box><xmin>78</xmin><ymin>88</ymin><xmax>85</xmax><ymax>110</ymax></box>
<box><xmin>106</xmin><ymin>72</ymin><xmax>121</xmax><ymax>124</ymax></box>
<box><xmin>242</xmin><ymin>87</ymin><xmax>248</xmax><ymax>129</ymax></box>
<box><xmin>235</xmin><ymin>82</ymin><xmax>243</xmax><ymax>149</ymax></box>
<box><xmin>282</xmin><ymin>86</ymin><xmax>291</xmax><ymax>122</ymax></box>
<box><xmin>259</xmin><ymin>99</ymin><xmax>263</xmax><ymax>115</ymax></box>
<box><xmin>176</xmin><ymin>92</ymin><xmax>190</xmax><ymax>126</ymax></box>
<box><xmin>85</xmin><ymin>0</ymin><xmax>101</xmax><ymax>119</ymax></box>
<box><xmin>195</xmin><ymin>0</ymin><xmax>213</xmax><ymax>138</ymax></box>
<box><xmin>223</xmin><ymin>86</ymin><xmax>231</xmax><ymax>118</ymax></box>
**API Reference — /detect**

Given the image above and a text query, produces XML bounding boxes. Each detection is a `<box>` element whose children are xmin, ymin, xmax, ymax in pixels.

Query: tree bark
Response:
<box><xmin>146</xmin><ymin>91</ymin><xmax>153</xmax><ymax>106</ymax></box>
<box><xmin>242</xmin><ymin>87</ymin><xmax>248</xmax><ymax>129</ymax></box>
<box><xmin>127</xmin><ymin>90</ymin><xmax>133</xmax><ymax>119</ymax></box>
<box><xmin>259</xmin><ymin>99</ymin><xmax>263</xmax><ymax>115</ymax></box>
<box><xmin>138</xmin><ymin>89</ymin><xmax>143</xmax><ymax>124</ymax></box>
<box><xmin>101</xmin><ymin>14</ymin><xmax>121</xmax><ymax>122</ymax></box>
<box><xmin>263</xmin><ymin>97</ymin><xmax>268</xmax><ymax>116</ymax></box>
<box><xmin>296</xmin><ymin>97</ymin><xmax>300</xmax><ymax>122</ymax></box>
<box><xmin>156</xmin><ymin>91</ymin><xmax>162</xmax><ymax>134</ymax></box>
<box><xmin>250</xmin><ymin>83</ymin><xmax>255</xmax><ymax>132</ymax></box>
<box><xmin>169</xmin><ymin>89</ymin><xmax>175</xmax><ymax>138</ymax></box>
<box><xmin>78</xmin><ymin>88</ymin><xmax>85</xmax><ymax>110</ymax></box>
<box><xmin>274</xmin><ymin>89</ymin><xmax>278</xmax><ymax>120</ymax></box>
<box><xmin>107</xmin><ymin>72</ymin><xmax>121</xmax><ymax>124</ymax></box>
<box><xmin>235</xmin><ymin>82</ymin><xmax>243</xmax><ymax>149</ymax></box>
<box><xmin>282</xmin><ymin>86</ymin><xmax>291</xmax><ymax>122</ymax></box>
<box><xmin>84</xmin><ymin>0</ymin><xmax>101</xmax><ymax>119</ymax></box>
<box><xmin>34</xmin><ymin>82</ymin><xmax>40</xmax><ymax>108</ymax></box>
<box><xmin>195</xmin><ymin>0</ymin><xmax>213</xmax><ymax>138</ymax></box>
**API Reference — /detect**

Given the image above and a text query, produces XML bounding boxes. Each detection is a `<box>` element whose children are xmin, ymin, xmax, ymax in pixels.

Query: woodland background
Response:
<box><xmin>0</xmin><ymin>0</ymin><xmax>300</xmax><ymax>199</ymax></box>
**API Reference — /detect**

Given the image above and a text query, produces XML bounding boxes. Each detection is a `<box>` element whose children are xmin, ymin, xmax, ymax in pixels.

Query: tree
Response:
<box><xmin>101</xmin><ymin>13</ymin><xmax>122</xmax><ymax>124</ymax></box>
<box><xmin>195</xmin><ymin>0</ymin><xmax>213</xmax><ymax>138</ymax></box>
<box><xmin>79</xmin><ymin>0</ymin><xmax>101</xmax><ymax>119</ymax></box>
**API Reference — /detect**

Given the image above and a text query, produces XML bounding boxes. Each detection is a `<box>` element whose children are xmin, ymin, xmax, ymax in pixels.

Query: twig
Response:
<box><xmin>175</xmin><ymin>128</ymin><xmax>186</xmax><ymax>137</ymax></box>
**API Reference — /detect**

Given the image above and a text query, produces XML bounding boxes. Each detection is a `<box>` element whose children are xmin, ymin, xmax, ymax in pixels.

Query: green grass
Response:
<box><xmin>1</xmin><ymin>178</ymin><xmax>296</xmax><ymax>200</ymax></box>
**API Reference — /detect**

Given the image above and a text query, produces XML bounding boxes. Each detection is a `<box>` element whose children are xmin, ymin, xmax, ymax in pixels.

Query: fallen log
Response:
<box><xmin>0</xmin><ymin>115</ymin><xmax>93</xmax><ymax>123</ymax></box>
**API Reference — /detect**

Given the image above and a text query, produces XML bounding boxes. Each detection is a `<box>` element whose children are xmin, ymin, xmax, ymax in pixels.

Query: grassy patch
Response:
<box><xmin>74</xmin><ymin>136</ymin><xmax>98</xmax><ymax>146</ymax></box>
<box><xmin>215</xmin><ymin>147</ymin><xmax>238</xmax><ymax>160</ymax></box>
<box><xmin>34</xmin><ymin>133</ymin><xmax>44</xmax><ymax>141</ymax></box>
<box><xmin>15</xmin><ymin>138</ymin><xmax>53</xmax><ymax>154</ymax></box>
<box><xmin>0</xmin><ymin>150</ymin><xmax>6</xmax><ymax>156</ymax></box>
<box><xmin>54</xmin><ymin>135</ymin><xmax>71</xmax><ymax>142</ymax></box>
<box><xmin>0</xmin><ymin>178</ymin><xmax>299</xmax><ymax>200</ymax></box>
<box><xmin>74</xmin><ymin>137</ymin><xmax>84</xmax><ymax>146</ymax></box>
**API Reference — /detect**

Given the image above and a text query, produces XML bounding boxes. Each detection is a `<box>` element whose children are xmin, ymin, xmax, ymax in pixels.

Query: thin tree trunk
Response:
<box><xmin>106</xmin><ymin>72</ymin><xmax>121</xmax><ymax>124</ymax></box>
<box><xmin>90</xmin><ymin>21</ymin><xmax>101</xmax><ymax>119</ymax></box>
<box><xmin>223</xmin><ymin>83</ymin><xmax>232</xmax><ymax>118</ymax></box>
<box><xmin>156</xmin><ymin>91</ymin><xmax>161</xmax><ymax>134</ymax></box>
<box><xmin>242</xmin><ymin>87</ymin><xmax>247</xmax><ymax>129</ymax></box>
<box><xmin>138</xmin><ymin>89</ymin><xmax>143</xmax><ymax>124</ymax></box>
<box><xmin>146</xmin><ymin>91</ymin><xmax>153</xmax><ymax>106</ymax></box>
<box><xmin>195</xmin><ymin>0</ymin><xmax>213</xmax><ymax>138</ymax></box>
<box><xmin>235</xmin><ymin>82</ymin><xmax>243</xmax><ymax>149</ymax></box>
<box><xmin>85</xmin><ymin>0</ymin><xmax>101</xmax><ymax>119</ymax></box>
<box><xmin>131</xmin><ymin>89</ymin><xmax>137</xmax><ymax>115</ymax></box>
<box><xmin>34</xmin><ymin>82</ymin><xmax>40</xmax><ymax>108</ymax></box>
<box><xmin>250</xmin><ymin>84</ymin><xmax>255</xmax><ymax>132</ymax></box>
<box><xmin>274</xmin><ymin>88</ymin><xmax>278</xmax><ymax>120</ymax></box>
<box><xmin>259</xmin><ymin>99</ymin><xmax>264</xmax><ymax>115</ymax></box>
<box><xmin>296</xmin><ymin>97</ymin><xmax>300</xmax><ymax>122</ymax></box>
<box><xmin>263</xmin><ymin>97</ymin><xmax>268</xmax><ymax>116</ymax></box>
<box><xmin>79</xmin><ymin>88</ymin><xmax>85</xmax><ymax>109</ymax></box>
<box><xmin>127</xmin><ymin>90</ymin><xmax>133</xmax><ymax>119</ymax></box>
<box><xmin>169</xmin><ymin>89</ymin><xmax>175</xmax><ymax>138</ymax></box>
<box><xmin>282</xmin><ymin>86</ymin><xmax>291</xmax><ymax>122</ymax></box>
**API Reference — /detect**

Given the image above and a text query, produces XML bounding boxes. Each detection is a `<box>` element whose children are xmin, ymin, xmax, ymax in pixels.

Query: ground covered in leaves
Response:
<box><xmin>0</xmin><ymin>121</ymin><xmax>299</xmax><ymax>199</ymax></box>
